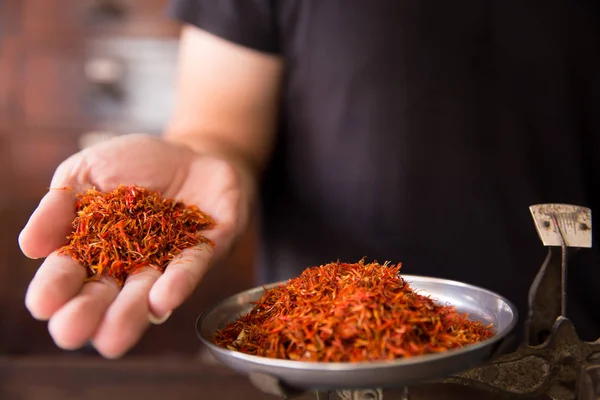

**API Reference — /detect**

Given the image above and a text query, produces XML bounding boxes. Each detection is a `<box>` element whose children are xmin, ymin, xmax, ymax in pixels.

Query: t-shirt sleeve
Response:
<box><xmin>167</xmin><ymin>0</ymin><xmax>280</xmax><ymax>54</ymax></box>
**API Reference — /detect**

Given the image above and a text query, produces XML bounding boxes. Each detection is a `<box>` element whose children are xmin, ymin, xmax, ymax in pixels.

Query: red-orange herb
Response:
<box><xmin>214</xmin><ymin>260</ymin><xmax>494</xmax><ymax>362</ymax></box>
<box><xmin>59</xmin><ymin>185</ymin><xmax>215</xmax><ymax>286</ymax></box>
<box><xmin>49</xmin><ymin>186</ymin><xmax>73</xmax><ymax>192</ymax></box>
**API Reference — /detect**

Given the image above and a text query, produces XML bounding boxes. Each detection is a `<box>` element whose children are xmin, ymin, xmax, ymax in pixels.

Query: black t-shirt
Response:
<box><xmin>168</xmin><ymin>0</ymin><xmax>600</xmax><ymax>340</ymax></box>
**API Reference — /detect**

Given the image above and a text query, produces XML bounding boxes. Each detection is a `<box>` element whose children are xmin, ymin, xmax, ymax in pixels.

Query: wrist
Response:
<box><xmin>163</xmin><ymin>133</ymin><xmax>263</xmax><ymax>182</ymax></box>
<box><xmin>164</xmin><ymin>133</ymin><xmax>259</xmax><ymax>253</ymax></box>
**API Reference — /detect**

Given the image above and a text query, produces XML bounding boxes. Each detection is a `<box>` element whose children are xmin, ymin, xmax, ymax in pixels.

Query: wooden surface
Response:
<box><xmin>0</xmin><ymin>354</ymin><xmax>278</xmax><ymax>400</ymax></box>
<box><xmin>0</xmin><ymin>353</ymin><xmax>540</xmax><ymax>400</ymax></box>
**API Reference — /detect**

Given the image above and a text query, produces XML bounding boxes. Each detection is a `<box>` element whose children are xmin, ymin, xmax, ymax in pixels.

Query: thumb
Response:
<box><xmin>19</xmin><ymin>155</ymin><xmax>90</xmax><ymax>259</ymax></box>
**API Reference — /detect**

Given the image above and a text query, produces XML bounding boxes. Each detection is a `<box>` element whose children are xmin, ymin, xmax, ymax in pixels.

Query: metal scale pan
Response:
<box><xmin>196</xmin><ymin>275</ymin><xmax>518</xmax><ymax>391</ymax></box>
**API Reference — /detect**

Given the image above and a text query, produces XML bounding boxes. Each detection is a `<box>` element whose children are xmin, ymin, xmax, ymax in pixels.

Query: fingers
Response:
<box><xmin>41</xmin><ymin>265</ymin><xmax>162</xmax><ymax>358</ymax></box>
<box><xmin>92</xmin><ymin>268</ymin><xmax>162</xmax><ymax>359</ymax></box>
<box><xmin>19</xmin><ymin>189</ymin><xmax>78</xmax><ymax>259</ymax></box>
<box><xmin>33</xmin><ymin>235</ymin><xmax>218</xmax><ymax>358</ymax></box>
<box><xmin>25</xmin><ymin>252</ymin><xmax>87</xmax><ymax>321</ymax></box>
<box><xmin>148</xmin><ymin>242</ymin><xmax>214</xmax><ymax>319</ymax></box>
<box><xmin>48</xmin><ymin>277</ymin><xmax>120</xmax><ymax>351</ymax></box>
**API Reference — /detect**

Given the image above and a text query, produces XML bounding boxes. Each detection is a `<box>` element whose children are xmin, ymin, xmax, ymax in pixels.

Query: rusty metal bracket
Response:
<box><xmin>442</xmin><ymin>204</ymin><xmax>599</xmax><ymax>400</ymax></box>
<box><xmin>443</xmin><ymin>317</ymin><xmax>600</xmax><ymax>399</ymax></box>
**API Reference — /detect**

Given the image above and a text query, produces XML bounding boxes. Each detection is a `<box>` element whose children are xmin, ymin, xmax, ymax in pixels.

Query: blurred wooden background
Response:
<box><xmin>0</xmin><ymin>0</ymin><xmax>257</xmax><ymax>360</ymax></box>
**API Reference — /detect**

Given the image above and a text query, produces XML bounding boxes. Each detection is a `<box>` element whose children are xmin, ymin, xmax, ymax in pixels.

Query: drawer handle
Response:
<box><xmin>85</xmin><ymin>58</ymin><xmax>124</xmax><ymax>85</ymax></box>
<box><xmin>89</xmin><ymin>0</ymin><xmax>127</xmax><ymax>22</ymax></box>
<box><xmin>92</xmin><ymin>0</ymin><xmax>127</xmax><ymax>19</ymax></box>
<box><xmin>84</xmin><ymin>58</ymin><xmax>125</xmax><ymax>100</ymax></box>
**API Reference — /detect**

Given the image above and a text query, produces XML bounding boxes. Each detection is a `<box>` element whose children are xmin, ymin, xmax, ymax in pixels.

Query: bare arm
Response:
<box><xmin>164</xmin><ymin>25</ymin><xmax>284</xmax><ymax>177</ymax></box>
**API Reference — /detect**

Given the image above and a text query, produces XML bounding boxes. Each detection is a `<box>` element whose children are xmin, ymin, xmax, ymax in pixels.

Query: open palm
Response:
<box><xmin>19</xmin><ymin>133</ymin><xmax>250</xmax><ymax>358</ymax></box>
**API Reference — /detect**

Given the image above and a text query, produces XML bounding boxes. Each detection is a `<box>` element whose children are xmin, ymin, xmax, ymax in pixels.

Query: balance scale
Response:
<box><xmin>196</xmin><ymin>204</ymin><xmax>599</xmax><ymax>400</ymax></box>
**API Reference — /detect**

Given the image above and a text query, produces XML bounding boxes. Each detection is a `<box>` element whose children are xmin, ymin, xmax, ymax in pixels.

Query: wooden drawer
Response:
<box><xmin>85</xmin><ymin>37</ymin><xmax>179</xmax><ymax>133</ymax></box>
<box><xmin>21</xmin><ymin>38</ymin><xmax>178</xmax><ymax>131</ymax></box>
<box><xmin>21</xmin><ymin>0</ymin><xmax>180</xmax><ymax>41</ymax></box>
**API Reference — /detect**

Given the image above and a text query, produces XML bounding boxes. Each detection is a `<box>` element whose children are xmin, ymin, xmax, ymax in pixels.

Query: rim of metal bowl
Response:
<box><xmin>196</xmin><ymin>275</ymin><xmax>518</xmax><ymax>371</ymax></box>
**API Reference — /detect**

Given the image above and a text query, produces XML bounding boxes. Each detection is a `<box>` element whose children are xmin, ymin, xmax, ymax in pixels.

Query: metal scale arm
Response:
<box><xmin>442</xmin><ymin>204</ymin><xmax>600</xmax><ymax>400</ymax></box>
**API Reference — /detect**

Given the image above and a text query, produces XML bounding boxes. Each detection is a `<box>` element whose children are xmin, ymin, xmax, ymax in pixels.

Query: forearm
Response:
<box><xmin>162</xmin><ymin>25</ymin><xmax>283</xmax><ymax>181</ymax></box>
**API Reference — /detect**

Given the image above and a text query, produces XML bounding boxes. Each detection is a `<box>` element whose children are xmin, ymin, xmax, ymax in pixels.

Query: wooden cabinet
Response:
<box><xmin>0</xmin><ymin>51</ymin><xmax>11</xmax><ymax>122</ymax></box>
<box><xmin>21</xmin><ymin>51</ymin><xmax>90</xmax><ymax>129</ymax></box>
<box><xmin>21</xmin><ymin>0</ymin><xmax>180</xmax><ymax>40</ymax></box>
<box><xmin>15</xmin><ymin>4</ymin><xmax>180</xmax><ymax>133</ymax></box>
<box><xmin>0</xmin><ymin>40</ymin><xmax>18</xmax><ymax>125</ymax></box>
<box><xmin>83</xmin><ymin>37</ymin><xmax>179</xmax><ymax>133</ymax></box>
<box><xmin>8</xmin><ymin>130</ymin><xmax>81</xmax><ymax>197</ymax></box>
<box><xmin>17</xmin><ymin>42</ymin><xmax>178</xmax><ymax>133</ymax></box>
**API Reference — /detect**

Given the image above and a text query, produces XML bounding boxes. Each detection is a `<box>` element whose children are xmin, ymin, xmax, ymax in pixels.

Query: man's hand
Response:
<box><xmin>19</xmin><ymin>22</ymin><xmax>283</xmax><ymax>358</ymax></box>
<box><xmin>19</xmin><ymin>133</ymin><xmax>253</xmax><ymax>358</ymax></box>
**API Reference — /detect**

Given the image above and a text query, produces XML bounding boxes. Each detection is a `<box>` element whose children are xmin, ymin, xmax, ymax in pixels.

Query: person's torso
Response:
<box><xmin>258</xmin><ymin>0</ymin><xmax>600</xmax><ymax>339</ymax></box>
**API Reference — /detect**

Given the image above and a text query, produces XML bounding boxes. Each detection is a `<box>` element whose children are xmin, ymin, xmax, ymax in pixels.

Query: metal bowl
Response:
<box><xmin>196</xmin><ymin>275</ymin><xmax>518</xmax><ymax>391</ymax></box>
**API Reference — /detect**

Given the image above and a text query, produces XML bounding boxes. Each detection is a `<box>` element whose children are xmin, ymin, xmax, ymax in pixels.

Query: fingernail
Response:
<box><xmin>149</xmin><ymin>310</ymin><xmax>172</xmax><ymax>325</ymax></box>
